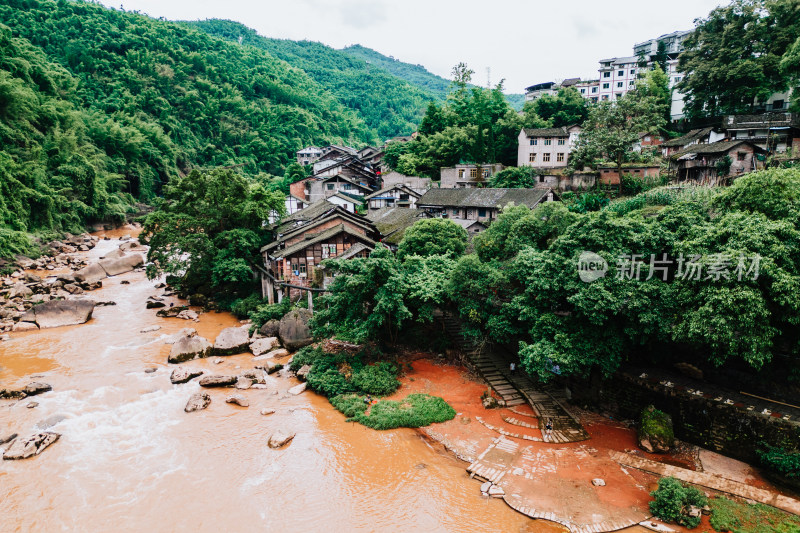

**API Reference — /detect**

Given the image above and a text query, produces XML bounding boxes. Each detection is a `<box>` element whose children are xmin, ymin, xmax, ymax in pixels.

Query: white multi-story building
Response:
<box><xmin>597</xmin><ymin>56</ymin><xmax>641</xmax><ymax>102</ymax></box>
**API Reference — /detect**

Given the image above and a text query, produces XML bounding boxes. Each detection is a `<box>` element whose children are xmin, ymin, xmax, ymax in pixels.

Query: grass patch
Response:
<box><xmin>709</xmin><ymin>496</ymin><xmax>800</xmax><ymax>533</ymax></box>
<box><xmin>333</xmin><ymin>393</ymin><xmax>456</xmax><ymax>430</ymax></box>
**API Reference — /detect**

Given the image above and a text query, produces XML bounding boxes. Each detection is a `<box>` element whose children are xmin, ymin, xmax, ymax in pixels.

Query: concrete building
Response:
<box><xmin>517</xmin><ymin>126</ymin><xmax>581</xmax><ymax>169</ymax></box>
<box><xmin>379</xmin><ymin>171</ymin><xmax>431</xmax><ymax>194</ymax></box>
<box><xmin>440</xmin><ymin>164</ymin><xmax>505</xmax><ymax>188</ymax></box>
<box><xmin>724</xmin><ymin>113</ymin><xmax>800</xmax><ymax>153</ymax></box>
<box><xmin>296</xmin><ymin>146</ymin><xmax>323</xmax><ymax>166</ymax></box>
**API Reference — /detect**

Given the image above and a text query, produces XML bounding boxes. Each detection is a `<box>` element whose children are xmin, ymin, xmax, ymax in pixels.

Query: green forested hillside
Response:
<box><xmin>0</xmin><ymin>0</ymin><xmax>376</xmax><ymax>256</ymax></box>
<box><xmin>342</xmin><ymin>44</ymin><xmax>526</xmax><ymax>111</ymax></box>
<box><xmin>184</xmin><ymin>19</ymin><xmax>436</xmax><ymax>140</ymax></box>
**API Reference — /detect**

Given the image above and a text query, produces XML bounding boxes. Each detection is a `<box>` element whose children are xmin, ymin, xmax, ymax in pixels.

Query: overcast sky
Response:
<box><xmin>104</xmin><ymin>0</ymin><xmax>725</xmax><ymax>94</ymax></box>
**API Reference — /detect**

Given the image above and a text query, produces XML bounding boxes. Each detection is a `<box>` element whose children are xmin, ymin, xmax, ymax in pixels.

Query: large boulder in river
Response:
<box><xmin>9</xmin><ymin>282</ymin><xmax>33</xmax><ymax>299</ymax></box>
<box><xmin>31</xmin><ymin>299</ymin><xmax>95</xmax><ymax>329</ymax></box>
<box><xmin>22</xmin><ymin>382</ymin><xmax>52</xmax><ymax>396</ymax></box>
<box><xmin>99</xmin><ymin>253</ymin><xmax>144</xmax><ymax>276</ymax></box>
<box><xmin>168</xmin><ymin>335</ymin><xmax>212</xmax><ymax>364</ymax></box>
<box><xmin>184</xmin><ymin>392</ymin><xmax>211</xmax><ymax>413</ymax></box>
<box><xmin>638</xmin><ymin>405</ymin><xmax>674</xmax><ymax>454</ymax></box>
<box><xmin>198</xmin><ymin>375</ymin><xmax>237</xmax><ymax>388</ymax></box>
<box><xmin>213</xmin><ymin>326</ymin><xmax>250</xmax><ymax>355</ymax></box>
<box><xmin>170</xmin><ymin>367</ymin><xmax>204</xmax><ymax>384</ymax></box>
<box><xmin>250</xmin><ymin>337</ymin><xmax>279</xmax><ymax>356</ymax></box>
<box><xmin>2</xmin><ymin>432</ymin><xmax>60</xmax><ymax>460</ymax></box>
<box><xmin>278</xmin><ymin>308</ymin><xmax>314</xmax><ymax>351</ymax></box>
<box><xmin>74</xmin><ymin>263</ymin><xmax>108</xmax><ymax>283</ymax></box>
<box><xmin>259</xmin><ymin>319</ymin><xmax>280</xmax><ymax>338</ymax></box>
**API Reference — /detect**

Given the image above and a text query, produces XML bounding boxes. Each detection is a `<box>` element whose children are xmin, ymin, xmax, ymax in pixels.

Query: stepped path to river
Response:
<box><xmin>0</xmin><ymin>232</ymin><xmax>541</xmax><ymax>533</ymax></box>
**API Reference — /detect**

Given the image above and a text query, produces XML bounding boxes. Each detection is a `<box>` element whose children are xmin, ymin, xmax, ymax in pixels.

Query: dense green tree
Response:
<box><xmin>677</xmin><ymin>0</ymin><xmax>800</xmax><ymax>118</ymax></box>
<box><xmin>141</xmin><ymin>169</ymin><xmax>284</xmax><ymax>298</ymax></box>
<box><xmin>531</xmin><ymin>87</ymin><xmax>589</xmax><ymax>127</ymax></box>
<box><xmin>489</xmin><ymin>167</ymin><xmax>536</xmax><ymax>189</ymax></box>
<box><xmin>569</xmin><ymin>90</ymin><xmax>666</xmax><ymax>176</ymax></box>
<box><xmin>397</xmin><ymin>219</ymin><xmax>468</xmax><ymax>260</ymax></box>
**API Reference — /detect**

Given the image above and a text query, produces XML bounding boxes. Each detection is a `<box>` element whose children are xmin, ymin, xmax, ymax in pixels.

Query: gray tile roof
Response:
<box><xmin>417</xmin><ymin>188</ymin><xmax>556</xmax><ymax>209</ymax></box>
<box><xmin>725</xmin><ymin>113</ymin><xmax>800</xmax><ymax>129</ymax></box>
<box><xmin>366</xmin><ymin>207</ymin><xmax>424</xmax><ymax>245</ymax></box>
<box><xmin>271</xmin><ymin>224</ymin><xmax>375</xmax><ymax>260</ymax></box>
<box><xmin>364</xmin><ymin>185</ymin><xmax>421</xmax><ymax>200</ymax></box>
<box><xmin>662</xmin><ymin>128</ymin><xmax>715</xmax><ymax>147</ymax></box>
<box><xmin>673</xmin><ymin>140</ymin><xmax>766</xmax><ymax>158</ymax></box>
<box><xmin>522</xmin><ymin>126</ymin><xmax>571</xmax><ymax>138</ymax></box>
<box><xmin>263</xmin><ymin>212</ymin><xmax>375</xmax><ymax>252</ymax></box>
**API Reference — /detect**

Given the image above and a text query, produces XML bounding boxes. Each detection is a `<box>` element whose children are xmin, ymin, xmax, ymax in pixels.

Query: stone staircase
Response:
<box><xmin>438</xmin><ymin>310</ymin><xmax>589</xmax><ymax>443</ymax></box>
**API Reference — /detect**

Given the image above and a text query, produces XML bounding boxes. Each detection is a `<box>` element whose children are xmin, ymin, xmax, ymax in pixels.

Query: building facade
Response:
<box><xmin>517</xmin><ymin>126</ymin><xmax>581</xmax><ymax>169</ymax></box>
<box><xmin>440</xmin><ymin>163</ymin><xmax>505</xmax><ymax>188</ymax></box>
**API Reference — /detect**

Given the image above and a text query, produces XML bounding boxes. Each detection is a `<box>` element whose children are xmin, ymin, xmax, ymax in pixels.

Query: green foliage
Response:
<box><xmin>248</xmin><ymin>299</ymin><xmax>296</xmax><ymax>328</ymax></box>
<box><xmin>649</xmin><ymin>477</ymin><xmax>707</xmax><ymax>528</ymax></box>
<box><xmin>639</xmin><ymin>406</ymin><xmax>675</xmax><ymax>443</ymax></box>
<box><xmin>716</xmin><ymin>155</ymin><xmax>733</xmax><ymax>177</ymax></box>
<box><xmin>531</xmin><ymin>87</ymin><xmax>589</xmax><ymax>127</ymax></box>
<box><xmin>678</xmin><ymin>0</ymin><xmax>800</xmax><ymax>118</ymax></box>
<box><xmin>489</xmin><ymin>167</ymin><xmax>537</xmax><ymax>189</ymax></box>
<box><xmin>564</xmin><ymin>191</ymin><xmax>611</xmax><ymax>213</ymax></box>
<box><xmin>397</xmin><ymin>218</ymin><xmax>468</xmax><ymax>260</ymax></box>
<box><xmin>0</xmin><ymin>228</ymin><xmax>39</xmax><ymax>260</ymax></box>
<box><xmin>569</xmin><ymin>89</ymin><xmax>666</xmax><ymax>175</ymax></box>
<box><xmin>710</xmin><ymin>496</ymin><xmax>800</xmax><ymax>533</ymax></box>
<box><xmin>336</xmin><ymin>393</ymin><xmax>456</xmax><ymax>430</ymax></box>
<box><xmin>312</xmin><ymin>245</ymin><xmax>456</xmax><ymax>344</ymax></box>
<box><xmin>620</xmin><ymin>174</ymin><xmax>668</xmax><ymax>196</ymax></box>
<box><xmin>351</xmin><ymin>362</ymin><xmax>401</xmax><ymax>396</ymax></box>
<box><xmin>757</xmin><ymin>444</ymin><xmax>800</xmax><ymax>479</ymax></box>
<box><xmin>141</xmin><ymin>168</ymin><xmax>284</xmax><ymax>298</ymax></box>
<box><xmin>382</xmin><ymin>65</ymin><xmax>522</xmax><ymax>178</ymax></box>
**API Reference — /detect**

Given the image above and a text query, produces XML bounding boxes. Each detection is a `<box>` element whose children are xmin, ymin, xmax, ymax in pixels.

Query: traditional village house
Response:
<box><xmin>416</xmin><ymin>188</ymin><xmax>558</xmax><ymax>223</ymax></box>
<box><xmin>660</xmin><ymin>127</ymin><xmax>726</xmax><ymax>158</ymax></box>
<box><xmin>724</xmin><ymin>113</ymin><xmax>800</xmax><ymax>153</ymax></box>
<box><xmin>364</xmin><ymin>185</ymin><xmax>421</xmax><ymax>212</ymax></box>
<box><xmin>439</xmin><ymin>163</ymin><xmax>505</xmax><ymax>189</ymax></box>
<box><xmin>296</xmin><ymin>146</ymin><xmax>323</xmax><ymax>166</ymax></box>
<box><xmin>268</xmin><ymin>193</ymin><xmax>308</xmax><ymax>224</ymax></box>
<box><xmin>310</xmin><ymin>174</ymin><xmax>373</xmax><ymax>203</ymax></box>
<box><xmin>517</xmin><ymin>126</ymin><xmax>581</xmax><ymax>169</ymax></box>
<box><xmin>366</xmin><ymin>207</ymin><xmax>425</xmax><ymax>251</ymax></box>
<box><xmin>669</xmin><ymin>140</ymin><xmax>766</xmax><ymax>185</ymax></box>
<box><xmin>325</xmin><ymin>192</ymin><xmax>361</xmax><ymax>213</ymax></box>
<box><xmin>379</xmin><ymin>171</ymin><xmax>432</xmax><ymax>194</ymax></box>
<box><xmin>261</xmin><ymin>200</ymin><xmax>378</xmax><ymax>300</ymax></box>
<box><xmin>450</xmin><ymin>218</ymin><xmax>487</xmax><ymax>237</ymax></box>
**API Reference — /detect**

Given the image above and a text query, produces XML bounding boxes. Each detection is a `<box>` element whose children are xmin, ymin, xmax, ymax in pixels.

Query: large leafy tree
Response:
<box><xmin>677</xmin><ymin>0</ymin><xmax>800</xmax><ymax>118</ymax></box>
<box><xmin>570</xmin><ymin>90</ymin><xmax>666</xmax><ymax>176</ymax></box>
<box><xmin>531</xmin><ymin>87</ymin><xmax>589</xmax><ymax>127</ymax></box>
<box><xmin>141</xmin><ymin>169</ymin><xmax>284</xmax><ymax>298</ymax></box>
<box><xmin>397</xmin><ymin>218</ymin><xmax>468</xmax><ymax>260</ymax></box>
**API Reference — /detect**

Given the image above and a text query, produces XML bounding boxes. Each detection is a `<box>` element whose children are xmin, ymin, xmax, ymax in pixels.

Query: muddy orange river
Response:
<box><xmin>0</xmin><ymin>237</ymin><xmax>555</xmax><ymax>532</ymax></box>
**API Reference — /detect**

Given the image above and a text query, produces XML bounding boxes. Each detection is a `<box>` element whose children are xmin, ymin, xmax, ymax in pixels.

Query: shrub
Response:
<box><xmin>330</xmin><ymin>394</ymin><xmax>368</xmax><ymax>418</ymax></box>
<box><xmin>351</xmin><ymin>362</ymin><xmax>401</xmax><ymax>396</ymax></box>
<box><xmin>649</xmin><ymin>477</ymin><xmax>707</xmax><ymax>529</ymax></box>
<box><xmin>756</xmin><ymin>444</ymin><xmax>800</xmax><ymax>479</ymax></box>
<box><xmin>348</xmin><ymin>393</ymin><xmax>456</xmax><ymax>430</ymax></box>
<box><xmin>307</xmin><ymin>367</ymin><xmax>358</xmax><ymax>397</ymax></box>
<box><xmin>249</xmin><ymin>298</ymin><xmax>294</xmax><ymax>328</ymax></box>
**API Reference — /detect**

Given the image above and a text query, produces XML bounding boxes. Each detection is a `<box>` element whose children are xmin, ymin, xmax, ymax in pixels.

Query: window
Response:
<box><xmin>452</xmin><ymin>208</ymin><xmax>458</xmax><ymax>216</ymax></box>
<box><xmin>556</xmin><ymin>153</ymin><xmax>565</xmax><ymax>162</ymax></box>
<box><xmin>291</xmin><ymin>262</ymin><xmax>299</xmax><ymax>274</ymax></box>
<box><xmin>299</xmin><ymin>263</ymin><xmax>307</xmax><ymax>277</ymax></box>
<box><xmin>630</xmin><ymin>69</ymin><xmax>636</xmax><ymax>75</ymax></box>
<box><xmin>529</xmin><ymin>138</ymin><xmax>537</xmax><ymax>145</ymax></box>
<box><xmin>469</xmin><ymin>168</ymin><xmax>478</xmax><ymax>178</ymax></box>
<box><xmin>629</xmin><ymin>80</ymin><xmax>635</xmax><ymax>86</ymax></box>
<box><xmin>591</xmin><ymin>97</ymin><xmax>598</xmax><ymax>103</ymax></box>
<box><xmin>673</xmin><ymin>77</ymin><xmax>682</xmax><ymax>83</ymax></box>
<box><xmin>580</xmin><ymin>88</ymin><xmax>586</xmax><ymax>94</ymax></box>
<box><xmin>557</xmin><ymin>138</ymin><xmax>565</xmax><ymax>145</ymax></box>
<box><xmin>591</xmin><ymin>87</ymin><xmax>598</xmax><ymax>93</ymax></box>
<box><xmin>617</xmin><ymin>70</ymin><xmax>624</xmax><ymax>76</ymax></box>
<box><xmin>737</xmin><ymin>152</ymin><xmax>746</xmax><ymax>161</ymax></box>
<box><xmin>478</xmin><ymin>208</ymin><xmax>486</xmax><ymax>217</ymax></box>
<box><xmin>602</xmin><ymin>83</ymin><xmax>610</xmax><ymax>89</ymax></box>
<box><xmin>321</xmin><ymin>244</ymin><xmax>336</xmax><ymax>259</ymax></box>
<box><xmin>343</xmin><ymin>183</ymin><xmax>352</xmax><ymax>190</ymax></box>
<box><xmin>617</xmin><ymin>82</ymin><xmax>624</xmax><ymax>88</ymax></box>
<box><xmin>529</xmin><ymin>153</ymin><xmax>537</xmax><ymax>162</ymax></box>
<box><xmin>544</xmin><ymin>138</ymin><xmax>552</xmax><ymax>146</ymax></box>
<box><xmin>602</xmin><ymin>95</ymin><xmax>609</xmax><ymax>100</ymax></box>
<box><xmin>483</xmin><ymin>169</ymin><xmax>489</xmax><ymax>178</ymax></box>
<box><xmin>326</xmin><ymin>184</ymin><xmax>334</xmax><ymax>190</ymax></box>
<box><xmin>773</xmin><ymin>99</ymin><xmax>785</xmax><ymax>109</ymax></box>
<box><xmin>543</xmin><ymin>153</ymin><xmax>551</xmax><ymax>162</ymax></box>
<box><xmin>457</xmin><ymin>169</ymin><xmax>465</xmax><ymax>178</ymax></box>
<box><xmin>603</xmin><ymin>72</ymin><xmax>610</xmax><ymax>78</ymax></box>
